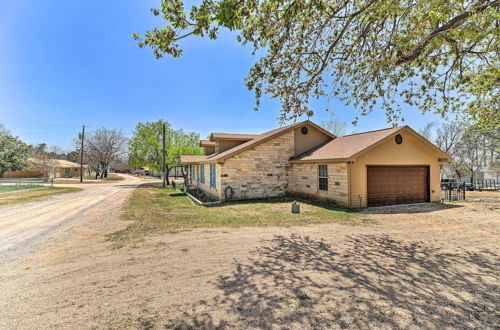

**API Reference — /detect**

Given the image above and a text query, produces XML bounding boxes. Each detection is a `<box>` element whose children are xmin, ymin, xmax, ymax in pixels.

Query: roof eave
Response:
<box><xmin>210</xmin><ymin>120</ymin><xmax>334</xmax><ymax>162</ymax></box>
<box><xmin>289</xmin><ymin>158</ymin><xmax>351</xmax><ymax>164</ymax></box>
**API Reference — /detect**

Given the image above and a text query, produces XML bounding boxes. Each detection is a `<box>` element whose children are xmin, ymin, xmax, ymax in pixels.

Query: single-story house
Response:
<box><xmin>180</xmin><ymin>120</ymin><xmax>451</xmax><ymax>208</ymax></box>
<box><xmin>30</xmin><ymin>158</ymin><xmax>86</xmax><ymax>179</ymax></box>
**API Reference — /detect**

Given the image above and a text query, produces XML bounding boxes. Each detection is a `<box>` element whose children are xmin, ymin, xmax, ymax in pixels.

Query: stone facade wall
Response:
<box><xmin>288</xmin><ymin>162</ymin><xmax>349</xmax><ymax>207</ymax></box>
<box><xmin>193</xmin><ymin>163</ymin><xmax>222</xmax><ymax>200</ymax></box>
<box><xmin>220</xmin><ymin>130</ymin><xmax>295</xmax><ymax>200</ymax></box>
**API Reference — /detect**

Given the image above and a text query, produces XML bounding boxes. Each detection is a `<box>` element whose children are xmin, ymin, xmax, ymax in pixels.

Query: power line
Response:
<box><xmin>0</xmin><ymin>120</ymin><xmax>85</xmax><ymax>128</ymax></box>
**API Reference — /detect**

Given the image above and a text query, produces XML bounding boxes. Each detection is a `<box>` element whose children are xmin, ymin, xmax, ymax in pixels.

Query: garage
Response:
<box><xmin>367</xmin><ymin>165</ymin><xmax>430</xmax><ymax>207</ymax></box>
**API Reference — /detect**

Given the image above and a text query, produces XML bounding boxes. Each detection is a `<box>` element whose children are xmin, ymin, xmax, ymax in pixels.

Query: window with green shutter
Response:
<box><xmin>209</xmin><ymin>164</ymin><xmax>212</xmax><ymax>187</ymax></box>
<box><xmin>200</xmin><ymin>165</ymin><xmax>205</xmax><ymax>184</ymax></box>
<box><xmin>213</xmin><ymin>164</ymin><xmax>216</xmax><ymax>189</ymax></box>
<box><xmin>208</xmin><ymin>164</ymin><xmax>217</xmax><ymax>189</ymax></box>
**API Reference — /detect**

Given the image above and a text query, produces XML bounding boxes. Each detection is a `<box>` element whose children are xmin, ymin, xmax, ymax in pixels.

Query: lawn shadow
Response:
<box><xmin>114</xmin><ymin>184</ymin><xmax>144</xmax><ymax>189</ymax></box>
<box><xmin>168</xmin><ymin>234</ymin><xmax>499</xmax><ymax>329</ymax></box>
<box><xmin>362</xmin><ymin>202</ymin><xmax>463</xmax><ymax>214</ymax></box>
<box><xmin>135</xmin><ymin>183</ymin><xmax>163</xmax><ymax>189</ymax></box>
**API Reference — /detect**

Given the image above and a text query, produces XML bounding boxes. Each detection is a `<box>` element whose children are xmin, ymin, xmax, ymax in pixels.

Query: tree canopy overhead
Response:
<box><xmin>134</xmin><ymin>0</ymin><xmax>499</xmax><ymax>128</ymax></box>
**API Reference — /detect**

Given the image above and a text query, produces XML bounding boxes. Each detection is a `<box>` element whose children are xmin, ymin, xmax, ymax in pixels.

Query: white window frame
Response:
<box><xmin>318</xmin><ymin>164</ymin><xmax>328</xmax><ymax>192</ymax></box>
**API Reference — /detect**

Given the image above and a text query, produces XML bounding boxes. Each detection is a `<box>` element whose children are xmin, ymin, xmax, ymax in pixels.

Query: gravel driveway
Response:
<box><xmin>0</xmin><ymin>185</ymin><xmax>498</xmax><ymax>329</ymax></box>
<box><xmin>0</xmin><ymin>174</ymin><xmax>148</xmax><ymax>265</ymax></box>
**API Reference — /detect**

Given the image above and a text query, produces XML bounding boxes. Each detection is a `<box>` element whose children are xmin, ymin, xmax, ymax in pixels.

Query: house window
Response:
<box><xmin>209</xmin><ymin>164</ymin><xmax>217</xmax><ymax>189</ymax></box>
<box><xmin>318</xmin><ymin>165</ymin><xmax>328</xmax><ymax>191</ymax></box>
<box><xmin>200</xmin><ymin>165</ymin><xmax>205</xmax><ymax>184</ymax></box>
<box><xmin>213</xmin><ymin>165</ymin><xmax>216</xmax><ymax>189</ymax></box>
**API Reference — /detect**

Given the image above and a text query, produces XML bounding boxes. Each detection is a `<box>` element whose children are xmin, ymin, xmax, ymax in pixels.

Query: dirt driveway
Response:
<box><xmin>1</xmin><ymin>188</ymin><xmax>498</xmax><ymax>329</ymax></box>
<box><xmin>0</xmin><ymin>174</ymin><xmax>149</xmax><ymax>265</ymax></box>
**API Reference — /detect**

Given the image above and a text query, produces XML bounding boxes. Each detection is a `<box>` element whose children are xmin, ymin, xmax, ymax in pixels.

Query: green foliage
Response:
<box><xmin>0</xmin><ymin>131</ymin><xmax>31</xmax><ymax>176</ymax></box>
<box><xmin>128</xmin><ymin>120</ymin><xmax>203</xmax><ymax>172</ymax></box>
<box><xmin>135</xmin><ymin>0</ymin><xmax>499</xmax><ymax>128</ymax></box>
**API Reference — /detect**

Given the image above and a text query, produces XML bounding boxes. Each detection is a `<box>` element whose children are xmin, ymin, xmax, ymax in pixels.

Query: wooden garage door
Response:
<box><xmin>367</xmin><ymin>166</ymin><xmax>429</xmax><ymax>207</ymax></box>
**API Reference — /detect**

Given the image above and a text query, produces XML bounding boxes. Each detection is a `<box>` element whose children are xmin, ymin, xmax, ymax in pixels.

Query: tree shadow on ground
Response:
<box><xmin>166</xmin><ymin>234</ymin><xmax>499</xmax><ymax>329</ymax></box>
<box><xmin>362</xmin><ymin>202</ymin><xmax>462</xmax><ymax>214</ymax></box>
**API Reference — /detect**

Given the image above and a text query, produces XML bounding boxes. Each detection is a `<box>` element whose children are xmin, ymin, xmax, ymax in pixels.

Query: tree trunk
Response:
<box><xmin>165</xmin><ymin>166</ymin><xmax>171</xmax><ymax>185</ymax></box>
<box><xmin>104</xmin><ymin>168</ymin><xmax>108</xmax><ymax>178</ymax></box>
<box><xmin>95</xmin><ymin>170</ymin><xmax>99</xmax><ymax>180</ymax></box>
<box><xmin>180</xmin><ymin>165</ymin><xmax>188</xmax><ymax>188</ymax></box>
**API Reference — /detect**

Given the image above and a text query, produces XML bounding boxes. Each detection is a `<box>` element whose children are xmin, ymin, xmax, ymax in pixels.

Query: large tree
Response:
<box><xmin>134</xmin><ymin>0</ymin><xmax>499</xmax><ymax>128</ymax></box>
<box><xmin>320</xmin><ymin>112</ymin><xmax>348</xmax><ymax>136</ymax></box>
<box><xmin>84</xmin><ymin>128</ymin><xmax>128</xmax><ymax>179</ymax></box>
<box><xmin>129</xmin><ymin>120</ymin><xmax>203</xmax><ymax>185</ymax></box>
<box><xmin>0</xmin><ymin>127</ymin><xmax>31</xmax><ymax>177</ymax></box>
<box><xmin>435</xmin><ymin>119</ymin><xmax>499</xmax><ymax>181</ymax></box>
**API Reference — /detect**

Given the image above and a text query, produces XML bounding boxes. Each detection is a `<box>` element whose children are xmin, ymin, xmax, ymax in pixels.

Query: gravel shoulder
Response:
<box><xmin>0</xmin><ymin>188</ymin><xmax>498</xmax><ymax>329</ymax></box>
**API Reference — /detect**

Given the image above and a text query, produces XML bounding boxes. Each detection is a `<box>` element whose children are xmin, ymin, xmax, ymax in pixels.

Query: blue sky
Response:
<box><xmin>0</xmin><ymin>0</ymin><xmax>444</xmax><ymax>150</ymax></box>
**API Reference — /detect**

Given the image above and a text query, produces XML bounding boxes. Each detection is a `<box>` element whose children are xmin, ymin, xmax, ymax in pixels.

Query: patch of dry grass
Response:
<box><xmin>53</xmin><ymin>174</ymin><xmax>125</xmax><ymax>184</ymax></box>
<box><xmin>108</xmin><ymin>184</ymin><xmax>368</xmax><ymax>245</ymax></box>
<box><xmin>0</xmin><ymin>187</ymin><xmax>82</xmax><ymax>207</ymax></box>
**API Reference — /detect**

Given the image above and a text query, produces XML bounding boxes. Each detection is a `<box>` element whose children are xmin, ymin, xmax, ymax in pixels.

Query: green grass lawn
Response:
<box><xmin>0</xmin><ymin>186</ymin><xmax>82</xmax><ymax>207</ymax></box>
<box><xmin>0</xmin><ymin>184</ymin><xmax>45</xmax><ymax>193</ymax></box>
<box><xmin>108</xmin><ymin>184</ymin><xmax>371</xmax><ymax>245</ymax></box>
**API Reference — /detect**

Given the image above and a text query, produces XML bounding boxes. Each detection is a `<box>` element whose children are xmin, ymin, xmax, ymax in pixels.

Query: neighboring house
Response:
<box><xmin>180</xmin><ymin>120</ymin><xmax>451</xmax><ymax>208</ymax></box>
<box><xmin>462</xmin><ymin>165</ymin><xmax>500</xmax><ymax>184</ymax></box>
<box><xmin>30</xmin><ymin>158</ymin><xmax>85</xmax><ymax>179</ymax></box>
<box><xmin>477</xmin><ymin>167</ymin><xmax>500</xmax><ymax>182</ymax></box>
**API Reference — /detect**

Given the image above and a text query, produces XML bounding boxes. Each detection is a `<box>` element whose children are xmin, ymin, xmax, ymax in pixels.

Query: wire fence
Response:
<box><xmin>0</xmin><ymin>178</ymin><xmax>53</xmax><ymax>194</ymax></box>
<box><xmin>473</xmin><ymin>179</ymin><xmax>499</xmax><ymax>191</ymax></box>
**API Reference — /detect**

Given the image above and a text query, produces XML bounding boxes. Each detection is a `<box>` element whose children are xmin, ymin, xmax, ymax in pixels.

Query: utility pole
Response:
<box><xmin>162</xmin><ymin>122</ymin><xmax>166</xmax><ymax>188</ymax></box>
<box><xmin>79</xmin><ymin>125</ymin><xmax>85</xmax><ymax>183</ymax></box>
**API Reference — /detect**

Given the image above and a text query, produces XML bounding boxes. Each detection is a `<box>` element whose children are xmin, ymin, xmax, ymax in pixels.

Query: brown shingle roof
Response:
<box><xmin>30</xmin><ymin>158</ymin><xmax>84</xmax><ymax>168</ymax></box>
<box><xmin>291</xmin><ymin>127</ymin><xmax>403</xmax><ymax>161</ymax></box>
<box><xmin>209</xmin><ymin>133</ymin><xmax>257</xmax><ymax>141</ymax></box>
<box><xmin>204</xmin><ymin>120</ymin><xmax>334</xmax><ymax>162</ymax></box>
<box><xmin>199</xmin><ymin>140</ymin><xmax>216</xmax><ymax>147</ymax></box>
<box><xmin>179</xmin><ymin>155</ymin><xmax>208</xmax><ymax>164</ymax></box>
<box><xmin>291</xmin><ymin>126</ymin><xmax>450</xmax><ymax>162</ymax></box>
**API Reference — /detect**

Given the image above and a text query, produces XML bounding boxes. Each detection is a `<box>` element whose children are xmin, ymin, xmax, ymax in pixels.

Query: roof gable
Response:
<box><xmin>203</xmin><ymin>120</ymin><xmax>335</xmax><ymax>162</ymax></box>
<box><xmin>291</xmin><ymin>126</ymin><xmax>450</xmax><ymax>162</ymax></box>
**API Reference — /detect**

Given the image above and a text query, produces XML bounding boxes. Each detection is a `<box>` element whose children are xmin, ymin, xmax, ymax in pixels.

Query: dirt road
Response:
<box><xmin>0</xmin><ymin>174</ymin><xmax>148</xmax><ymax>265</ymax></box>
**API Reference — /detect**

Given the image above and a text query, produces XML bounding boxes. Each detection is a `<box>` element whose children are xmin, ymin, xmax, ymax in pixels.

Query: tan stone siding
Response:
<box><xmin>220</xmin><ymin>130</ymin><xmax>295</xmax><ymax>200</ymax></box>
<box><xmin>193</xmin><ymin>163</ymin><xmax>222</xmax><ymax>200</ymax></box>
<box><xmin>288</xmin><ymin>162</ymin><xmax>349</xmax><ymax>207</ymax></box>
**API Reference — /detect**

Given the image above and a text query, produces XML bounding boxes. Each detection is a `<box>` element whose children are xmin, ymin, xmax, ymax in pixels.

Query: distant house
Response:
<box><xmin>180</xmin><ymin>120</ymin><xmax>451</xmax><ymax>208</ymax></box>
<box><xmin>4</xmin><ymin>158</ymin><xmax>85</xmax><ymax>179</ymax></box>
<box><xmin>30</xmin><ymin>158</ymin><xmax>85</xmax><ymax>179</ymax></box>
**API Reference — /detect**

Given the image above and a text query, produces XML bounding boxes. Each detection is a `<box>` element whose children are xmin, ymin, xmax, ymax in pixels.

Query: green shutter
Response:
<box><xmin>213</xmin><ymin>164</ymin><xmax>216</xmax><ymax>189</ymax></box>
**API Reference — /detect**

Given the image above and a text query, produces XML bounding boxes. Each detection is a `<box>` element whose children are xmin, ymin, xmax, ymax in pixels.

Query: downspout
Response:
<box><xmin>347</xmin><ymin>161</ymin><xmax>352</xmax><ymax>208</ymax></box>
